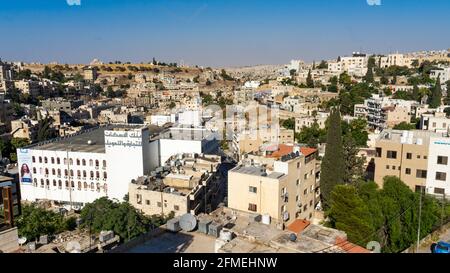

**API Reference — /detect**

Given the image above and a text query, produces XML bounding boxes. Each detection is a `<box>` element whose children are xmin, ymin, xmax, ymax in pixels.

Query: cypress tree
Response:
<box><xmin>320</xmin><ymin>107</ymin><xmax>345</xmax><ymax>209</ymax></box>
<box><xmin>364</xmin><ymin>57</ymin><xmax>375</xmax><ymax>83</ymax></box>
<box><xmin>306</xmin><ymin>70</ymin><xmax>314</xmax><ymax>88</ymax></box>
<box><xmin>445</xmin><ymin>81</ymin><xmax>450</xmax><ymax>105</ymax></box>
<box><xmin>412</xmin><ymin>84</ymin><xmax>420</xmax><ymax>102</ymax></box>
<box><xmin>429</xmin><ymin>76</ymin><xmax>442</xmax><ymax>108</ymax></box>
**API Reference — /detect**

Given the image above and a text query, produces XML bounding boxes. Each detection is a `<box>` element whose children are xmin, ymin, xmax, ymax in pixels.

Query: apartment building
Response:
<box><xmin>361</xmin><ymin>95</ymin><xmax>418</xmax><ymax>130</ymax></box>
<box><xmin>379</xmin><ymin>53</ymin><xmax>413</xmax><ymax>68</ymax></box>
<box><xmin>420</xmin><ymin>111</ymin><xmax>450</xmax><ymax>133</ymax></box>
<box><xmin>295</xmin><ymin>112</ymin><xmax>329</xmax><ymax>131</ymax></box>
<box><xmin>14</xmin><ymin>80</ymin><xmax>41</xmax><ymax>97</ymax></box>
<box><xmin>83</xmin><ymin>66</ymin><xmax>98</xmax><ymax>82</ymax></box>
<box><xmin>17</xmin><ymin>124</ymin><xmax>160</xmax><ymax>207</ymax></box>
<box><xmin>129</xmin><ymin>153</ymin><xmax>224</xmax><ymax>217</ymax></box>
<box><xmin>328</xmin><ymin>52</ymin><xmax>368</xmax><ymax>76</ymax></box>
<box><xmin>430</xmin><ymin>65</ymin><xmax>450</xmax><ymax>83</ymax></box>
<box><xmin>10</xmin><ymin>118</ymin><xmax>40</xmax><ymax>141</ymax></box>
<box><xmin>228</xmin><ymin>144</ymin><xmax>318</xmax><ymax>227</ymax></box>
<box><xmin>374</xmin><ymin>129</ymin><xmax>450</xmax><ymax>195</ymax></box>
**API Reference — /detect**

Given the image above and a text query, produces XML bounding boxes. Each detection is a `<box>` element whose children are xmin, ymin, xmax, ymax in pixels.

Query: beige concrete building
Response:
<box><xmin>228</xmin><ymin>144</ymin><xmax>318</xmax><ymax>227</ymax></box>
<box><xmin>129</xmin><ymin>153</ymin><xmax>224</xmax><ymax>217</ymax></box>
<box><xmin>374</xmin><ymin>130</ymin><xmax>434</xmax><ymax>191</ymax></box>
<box><xmin>14</xmin><ymin>80</ymin><xmax>40</xmax><ymax>97</ymax></box>
<box><xmin>233</xmin><ymin>127</ymin><xmax>294</xmax><ymax>156</ymax></box>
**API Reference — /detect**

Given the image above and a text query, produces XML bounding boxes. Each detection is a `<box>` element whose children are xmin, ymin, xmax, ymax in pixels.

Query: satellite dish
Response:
<box><xmin>18</xmin><ymin>237</ymin><xmax>27</xmax><ymax>245</ymax></box>
<box><xmin>66</xmin><ymin>241</ymin><xmax>82</xmax><ymax>253</ymax></box>
<box><xmin>179</xmin><ymin>213</ymin><xmax>197</xmax><ymax>232</ymax></box>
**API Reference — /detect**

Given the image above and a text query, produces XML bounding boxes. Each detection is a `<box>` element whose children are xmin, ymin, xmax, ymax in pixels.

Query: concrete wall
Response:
<box><xmin>0</xmin><ymin>227</ymin><xmax>19</xmax><ymax>253</ymax></box>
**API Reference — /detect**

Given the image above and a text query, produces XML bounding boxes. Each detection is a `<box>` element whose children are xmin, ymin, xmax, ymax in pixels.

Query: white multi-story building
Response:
<box><xmin>17</xmin><ymin>125</ymin><xmax>159</xmax><ymax>208</ymax></box>
<box><xmin>328</xmin><ymin>52</ymin><xmax>368</xmax><ymax>76</ymax></box>
<box><xmin>156</xmin><ymin>127</ymin><xmax>220</xmax><ymax>166</ymax></box>
<box><xmin>379</xmin><ymin>53</ymin><xmax>413</xmax><ymax>68</ymax></box>
<box><xmin>430</xmin><ymin>66</ymin><xmax>450</xmax><ymax>83</ymax></box>
<box><xmin>420</xmin><ymin>111</ymin><xmax>450</xmax><ymax>133</ymax></box>
<box><xmin>426</xmin><ymin>137</ymin><xmax>450</xmax><ymax>196</ymax></box>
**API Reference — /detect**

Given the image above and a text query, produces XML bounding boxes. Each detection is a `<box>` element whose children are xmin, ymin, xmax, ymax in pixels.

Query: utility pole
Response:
<box><xmin>416</xmin><ymin>187</ymin><xmax>423</xmax><ymax>253</ymax></box>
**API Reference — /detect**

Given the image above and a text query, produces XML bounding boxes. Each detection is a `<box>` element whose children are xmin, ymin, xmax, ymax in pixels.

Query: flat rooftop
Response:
<box><xmin>230</xmin><ymin>165</ymin><xmax>285</xmax><ymax>179</ymax></box>
<box><xmin>377</xmin><ymin>129</ymin><xmax>447</xmax><ymax>145</ymax></box>
<box><xmin>28</xmin><ymin>124</ymin><xmax>158</xmax><ymax>153</ymax></box>
<box><xmin>158</xmin><ymin>127</ymin><xmax>217</xmax><ymax>141</ymax></box>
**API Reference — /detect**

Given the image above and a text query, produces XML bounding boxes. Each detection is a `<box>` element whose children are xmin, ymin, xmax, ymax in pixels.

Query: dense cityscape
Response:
<box><xmin>0</xmin><ymin>1</ymin><xmax>450</xmax><ymax>269</ymax></box>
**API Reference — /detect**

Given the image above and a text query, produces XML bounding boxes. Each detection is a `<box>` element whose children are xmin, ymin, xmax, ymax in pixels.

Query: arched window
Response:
<box><xmin>96</xmin><ymin>183</ymin><xmax>100</xmax><ymax>191</ymax></box>
<box><xmin>53</xmin><ymin>180</ymin><xmax>57</xmax><ymax>187</ymax></box>
<box><xmin>51</xmin><ymin>157</ymin><xmax>55</xmax><ymax>164</ymax></box>
<box><xmin>46</xmin><ymin>179</ymin><xmax>50</xmax><ymax>186</ymax></box>
<box><xmin>58</xmin><ymin>180</ymin><xmax>62</xmax><ymax>188</ymax></box>
<box><xmin>76</xmin><ymin>159</ymin><xmax>80</xmax><ymax>166</ymax></box>
<box><xmin>95</xmin><ymin>160</ymin><xmax>99</xmax><ymax>167</ymax></box>
<box><xmin>78</xmin><ymin>181</ymin><xmax>82</xmax><ymax>190</ymax></box>
<box><xmin>33</xmin><ymin>167</ymin><xmax>37</xmax><ymax>174</ymax></box>
<box><xmin>104</xmin><ymin>183</ymin><xmax>108</xmax><ymax>193</ymax></box>
<box><xmin>103</xmin><ymin>172</ymin><xmax>107</xmax><ymax>179</ymax></box>
<box><xmin>52</xmin><ymin>168</ymin><xmax>56</xmax><ymax>175</ymax></box>
<box><xmin>89</xmin><ymin>159</ymin><xmax>93</xmax><ymax>166</ymax></box>
<box><xmin>71</xmin><ymin>181</ymin><xmax>75</xmax><ymax>188</ymax></box>
<box><xmin>77</xmin><ymin>170</ymin><xmax>81</xmax><ymax>177</ymax></box>
<box><xmin>57</xmin><ymin>169</ymin><xmax>61</xmax><ymax>176</ymax></box>
<box><xmin>33</xmin><ymin>178</ymin><xmax>37</xmax><ymax>186</ymax></box>
<box><xmin>44</xmin><ymin>157</ymin><xmax>48</xmax><ymax>164</ymax></box>
<box><xmin>90</xmin><ymin>182</ymin><xmax>94</xmax><ymax>190</ymax></box>
<box><xmin>65</xmin><ymin>181</ymin><xmax>69</xmax><ymax>188</ymax></box>
<box><xmin>70</xmin><ymin>170</ymin><xmax>74</xmax><ymax>176</ymax></box>
<box><xmin>32</xmin><ymin>156</ymin><xmax>36</xmax><ymax>163</ymax></box>
<box><xmin>57</xmin><ymin>158</ymin><xmax>61</xmax><ymax>164</ymax></box>
<box><xmin>82</xmin><ymin>159</ymin><xmax>86</xmax><ymax>166</ymax></box>
<box><xmin>64</xmin><ymin>169</ymin><xmax>68</xmax><ymax>176</ymax></box>
<box><xmin>96</xmin><ymin>171</ymin><xmax>100</xmax><ymax>179</ymax></box>
<box><xmin>83</xmin><ymin>170</ymin><xmax>87</xmax><ymax>178</ymax></box>
<box><xmin>69</xmin><ymin>159</ymin><xmax>73</xmax><ymax>165</ymax></box>
<box><xmin>102</xmin><ymin>160</ymin><xmax>107</xmax><ymax>168</ymax></box>
<box><xmin>39</xmin><ymin>157</ymin><xmax>42</xmax><ymax>163</ymax></box>
<box><xmin>84</xmin><ymin>182</ymin><xmax>88</xmax><ymax>190</ymax></box>
<box><xmin>40</xmin><ymin>179</ymin><xmax>44</xmax><ymax>186</ymax></box>
<box><xmin>45</xmin><ymin>168</ymin><xmax>49</xmax><ymax>175</ymax></box>
<box><xmin>90</xmin><ymin>171</ymin><xmax>94</xmax><ymax>179</ymax></box>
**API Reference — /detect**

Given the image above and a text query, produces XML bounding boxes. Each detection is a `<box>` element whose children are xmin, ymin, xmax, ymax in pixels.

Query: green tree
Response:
<box><xmin>306</xmin><ymin>70</ymin><xmax>314</xmax><ymax>88</ymax></box>
<box><xmin>37</xmin><ymin>116</ymin><xmax>56</xmax><ymax>142</ymax></box>
<box><xmin>10</xmin><ymin>138</ymin><xmax>30</xmax><ymax>161</ymax></box>
<box><xmin>327</xmin><ymin>185</ymin><xmax>375</xmax><ymax>246</ymax></box>
<box><xmin>364</xmin><ymin>57</ymin><xmax>375</xmax><ymax>83</ymax></box>
<box><xmin>320</xmin><ymin>107</ymin><xmax>345</xmax><ymax>208</ymax></box>
<box><xmin>317</xmin><ymin>60</ymin><xmax>328</xmax><ymax>69</ymax></box>
<box><xmin>412</xmin><ymin>84</ymin><xmax>420</xmax><ymax>102</ymax></box>
<box><xmin>393</xmin><ymin>122</ymin><xmax>416</xmax><ymax>130</ymax></box>
<box><xmin>429</xmin><ymin>76</ymin><xmax>442</xmax><ymax>108</ymax></box>
<box><xmin>295</xmin><ymin>123</ymin><xmax>327</xmax><ymax>148</ymax></box>
<box><xmin>342</xmin><ymin>135</ymin><xmax>366</xmax><ymax>185</ymax></box>
<box><xmin>281</xmin><ymin>118</ymin><xmax>295</xmax><ymax>130</ymax></box>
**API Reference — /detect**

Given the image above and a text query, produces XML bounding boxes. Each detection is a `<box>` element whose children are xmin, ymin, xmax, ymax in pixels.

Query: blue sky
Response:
<box><xmin>0</xmin><ymin>0</ymin><xmax>449</xmax><ymax>67</ymax></box>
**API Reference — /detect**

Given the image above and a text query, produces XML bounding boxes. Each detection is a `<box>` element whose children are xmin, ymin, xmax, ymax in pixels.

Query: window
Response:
<box><xmin>392</xmin><ymin>166</ymin><xmax>396</xmax><ymax>170</ymax></box>
<box><xmin>157</xmin><ymin>202</ymin><xmax>162</xmax><ymax>207</ymax></box>
<box><xmin>95</xmin><ymin>160</ymin><xmax>99</xmax><ymax>167</ymax></box>
<box><xmin>53</xmin><ymin>180</ymin><xmax>57</xmax><ymax>187</ymax></box>
<box><xmin>58</xmin><ymin>180</ymin><xmax>62</xmax><ymax>188</ymax></box>
<box><xmin>296</xmin><ymin>179</ymin><xmax>299</xmax><ymax>186</ymax></box>
<box><xmin>70</xmin><ymin>170</ymin><xmax>74</xmax><ymax>176</ymax></box>
<box><xmin>386</xmin><ymin>165</ymin><xmax>390</xmax><ymax>170</ymax></box>
<box><xmin>406</xmin><ymin>153</ymin><xmax>412</xmax><ymax>159</ymax></box>
<box><xmin>69</xmin><ymin>159</ymin><xmax>73</xmax><ymax>165</ymax></box>
<box><xmin>434</xmin><ymin>188</ymin><xmax>445</xmax><ymax>195</ymax></box>
<box><xmin>77</xmin><ymin>181</ymin><xmax>82</xmax><ymax>190</ymax></box>
<box><xmin>83</xmin><ymin>170</ymin><xmax>87</xmax><ymax>178</ymax></box>
<box><xmin>89</xmin><ymin>159</ymin><xmax>93</xmax><ymax>166</ymax></box>
<box><xmin>39</xmin><ymin>157</ymin><xmax>42</xmax><ymax>163</ymax></box>
<box><xmin>82</xmin><ymin>159</ymin><xmax>86</xmax><ymax>166</ymax></box>
<box><xmin>57</xmin><ymin>169</ymin><xmax>61</xmax><ymax>176</ymax></box>
<box><xmin>103</xmin><ymin>172</ymin><xmax>107</xmax><ymax>179</ymax></box>
<box><xmin>44</xmin><ymin>157</ymin><xmax>48</xmax><ymax>164</ymax></box>
<box><xmin>436</xmin><ymin>172</ymin><xmax>447</xmax><ymax>181</ymax></box>
<box><xmin>249</xmin><ymin>186</ymin><xmax>257</xmax><ymax>193</ymax></box>
<box><xmin>297</xmin><ymin>162</ymin><xmax>300</xmax><ymax>169</ymax></box>
<box><xmin>103</xmin><ymin>160</ymin><xmax>107</xmax><ymax>168</ymax></box>
<box><xmin>437</xmin><ymin>156</ymin><xmax>448</xmax><ymax>165</ymax></box>
<box><xmin>376</xmin><ymin>147</ymin><xmax>382</xmax><ymax>158</ymax></box>
<box><xmin>174</xmin><ymin>205</ymin><xmax>180</xmax><ymax>211</ymax></box>
<box><xmin>51</xmin><ymin>157</ymin><xmax>55</xmax><ymax>164</ymax></box>
<box><xmin>90</xmin><ymin>171</ymin><xmax>94</xmax><ymax>179</ymax></box>
<box><xmin>104</xmin><ymin>184</ymin><xmax>107</xmax><ymax>193</ymax></box>
<box><xmin>387</xmin><ymin>151</ymin><xmax>397</xmax><ymax>159</ymax></box>
<box><xmin>32</xmin><ymin>156</ymin><xmax>36</xmax><ymax>163</ymax></box>
<box><xmin>57</xmin><ymin>158</ymin><xmax>60</xmax><ymax>164</ymax></box>
<box><xmin>405</xmin><ymin>168</ymin><xmax>411</xmax><ymax>175</ymax></box>
<box><xmin>145</xmin><ymin>200</ymin><xmax>150</xmax><ymax>205</ymax></box>
<box><xmin>84</xmin><ymin>182</ymin><xmax>88</xmax><ymax>190</ymax></box>
<box><xmin>76</xmin><ymin>159</ymin><xmax>80</xmax><ymax>166</ymax></box>
<box><xmin>416</xmin><ymin>170</ymin><xmax>427</xmax><ymax>179</ymax></box>
<box><xmin>33</xmin><ymin>167</ymin><xmax>37</xmax><ymax>174</ymax></box>
<box><xmin>248</xmin><ymin>203</ymin><xmax>257</xmax><ymax>212</ymax></box>
<box><xmin>304</xmin><ymin>189</ymin><xmax>307</xmax><ymax>195</ymax></box>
